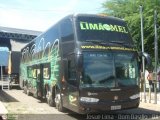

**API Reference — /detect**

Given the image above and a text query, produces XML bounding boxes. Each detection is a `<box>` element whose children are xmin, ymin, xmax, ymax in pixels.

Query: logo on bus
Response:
<box><xmin>114</xmin><ymin>96</ymin><xmax>119</xmax><ymax>100</ymax></box>
<box><xmin>80</xmin><ymin>21</ymin><xmax>128</xmax><ymax>33</ymax></box>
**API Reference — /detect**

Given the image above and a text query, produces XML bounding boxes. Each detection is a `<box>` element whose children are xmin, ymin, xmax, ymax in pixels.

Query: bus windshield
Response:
<box><xmin>76</xmin><ymin>16</ymin><xmax>133</xmax><ymax>44</ymax></box>
<box><xmin>81</xmin><ymin>51</ymin><xmax>138</xmax><ymax>88</ymax></box>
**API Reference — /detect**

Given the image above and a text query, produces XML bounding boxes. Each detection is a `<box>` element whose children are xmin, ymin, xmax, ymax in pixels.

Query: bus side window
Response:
<box><xmin>27</xmin><ymin>66</ymin><xmax>32</xmax><ymax>78</ymax></box>
<box><xmin>60</xmin><ymin>19</ymin><xmax>74</xmax><ymax>42</ymax></box>
<box><xmin>60</xmin><ymin>18</ymin><xmax>75</xmax><ymax>58</ymax></box>
<box><xmin>43</xmin><ymin>67</ymin><xmax>50</xmax><ymax>79</ymax></box>
<box><xmin>43</xmin><ymin>63</ymin><xmax>50</xmax><ymax>79</ymax></box>
<box><xmin>68</xmin><ymin>59</ymin><xmax>76</xmax><ymax>86</ymax></box>
<box><xmin>32</xmin><ymin>69</ymin><xmax>37</xmax><ymax>79</ymax></box>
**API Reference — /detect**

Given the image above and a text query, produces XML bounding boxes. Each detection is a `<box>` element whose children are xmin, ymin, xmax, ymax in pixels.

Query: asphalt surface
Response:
<box><xmin>0</xmin><ymin>89</ymin><xmax>160</xmax><ymax>120</ymax></box>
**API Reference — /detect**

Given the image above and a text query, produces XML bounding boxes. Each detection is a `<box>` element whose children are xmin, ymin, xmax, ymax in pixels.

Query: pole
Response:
<box><xmin>1</xmin><ymin>64</ymin><xmax>3</xmax><ymax>89</ymax></box>
<box><xmin>154</xmin><ymin>10</ymin><xmax>158</xmax><ymax>104</ymax></box>
<box><xmin>140</xmin><ymin>5</ymin><xmax>146</xmax><ymax>102</ymax></box>
<box><xmin>1</xmin><ymin>65</ymin><xmax>2</xmax><ymax>81</ymax></box>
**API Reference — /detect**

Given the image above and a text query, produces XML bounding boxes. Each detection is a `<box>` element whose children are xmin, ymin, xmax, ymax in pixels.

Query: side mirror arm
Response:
<box><xmin>138</xmin><ymin>52</ymin><xmax>152</xmax><ymax>69</ymax></box>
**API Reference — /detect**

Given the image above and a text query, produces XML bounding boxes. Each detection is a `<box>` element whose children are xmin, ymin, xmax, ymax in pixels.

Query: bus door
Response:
<box><xmin>63</xmin><ymin>54</ymin><xmax>79</xmax><ymax>111</ymax></box>
<box><xmin>37</xmin><ymin>64</ymin><xmax>44</xmax><ymax>98</ymax></box>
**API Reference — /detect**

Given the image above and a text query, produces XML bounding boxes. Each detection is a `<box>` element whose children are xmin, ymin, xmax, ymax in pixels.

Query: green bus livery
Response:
<box><xmin>20</xmin><ymin>14</ymin><xmax>150</xmax><ymax>114</ymax></box>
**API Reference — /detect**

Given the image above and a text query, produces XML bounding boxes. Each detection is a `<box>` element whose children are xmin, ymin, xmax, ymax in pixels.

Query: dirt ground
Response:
<box><xmin>0</xmin><ymin>89</ymin><xmax>160</xmax><ymax>120</ymax></box>
<box><xmin>0</xmin><ymin>89</ymin><xmax>63</xmax><ymax>114</ymax></box>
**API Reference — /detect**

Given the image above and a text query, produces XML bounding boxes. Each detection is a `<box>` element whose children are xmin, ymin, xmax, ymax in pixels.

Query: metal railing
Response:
<box><xmin>0</xmin><ymin>75</ymin><xmax>10</xmax><ymax>90</ymax></box>
<box><xmin>140</xmin><ymin>72</ymin><xmax>160</xmax><ymax>104</ymax></box>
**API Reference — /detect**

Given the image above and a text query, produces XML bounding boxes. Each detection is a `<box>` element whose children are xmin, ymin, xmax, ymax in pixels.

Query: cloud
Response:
<box><xmin>69</xmin><ymin>0</ymin><xmax>105</xmax><ymax>14</ymax></box>
<box><xmin>0</xmin><ymin>0</ymin><xmax>80</xmax><ymax>31</ymax></box>
<box><xmin>0</xmin><ymin>0</ymin><xmax>105</xmax><ymax>31</ymax></box>
<box><xmin>44</xmin><ymin>0</ymin><xmax>79</xmax><ymax>14</ymax></box>
<box><xmin>0</xmin><ymin>8</ymin><xmax>48</xmax><ymax>31</ymax></box>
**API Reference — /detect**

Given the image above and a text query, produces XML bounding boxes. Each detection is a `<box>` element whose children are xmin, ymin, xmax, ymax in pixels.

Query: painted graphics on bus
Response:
<box><xmin>20</xmin><ymin>37</ymin><xmax>60</xmax><ymax>98</ymax></box>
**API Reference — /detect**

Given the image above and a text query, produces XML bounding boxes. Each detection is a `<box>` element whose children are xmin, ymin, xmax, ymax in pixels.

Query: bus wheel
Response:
<box><xmin>23</xmin><ymin>86</ymin><xmax>27</xmax><ymax>94</ymax></box>
<box><xmin>55</xmin><ymin>93</ymin><xmax>64</xmax><ymax>112</ymax></box>
<box><xmin>27</xmin><ymin>89</ymin><xmax>31</xmax><ymax>96</ymax></box>
<box><xmin>47</xmin><ymin>91</ymin><xmax>55</xmax><ymax>107</ymax></box>
<box><xmin>33</xmin><ymin>90</ymin><xmax>38</xmax><ymax>98</ymax></box>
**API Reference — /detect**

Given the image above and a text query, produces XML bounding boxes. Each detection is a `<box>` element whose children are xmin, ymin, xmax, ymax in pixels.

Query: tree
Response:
<box><xmin>102</xmin><ymin>0</ymin><xmax>160</xmax><ymax>59</ymax></box>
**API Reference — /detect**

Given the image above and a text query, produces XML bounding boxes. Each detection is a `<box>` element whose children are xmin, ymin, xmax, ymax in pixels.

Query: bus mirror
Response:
<box><xmin>76</xmin><ymin>54</ymin><xmax>83</xmax><ymax>72</ymax></box>
<box><xmin>138</xmin><ymin>52</ymin><xmax>152</xmax><ymax>68</ymax></box>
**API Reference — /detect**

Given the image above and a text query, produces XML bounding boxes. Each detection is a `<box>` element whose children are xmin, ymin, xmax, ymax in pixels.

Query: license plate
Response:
<box><xmin>111</xmin><ymin>105</ymin><xmax>121</xmax><ymax>110</ymax></box>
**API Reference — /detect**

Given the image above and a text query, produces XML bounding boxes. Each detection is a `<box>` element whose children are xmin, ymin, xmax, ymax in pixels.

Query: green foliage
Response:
<box><xmin>102</xmin><ymin>0</ymin><xmax>160</xmax><ymax>59</ymax></box>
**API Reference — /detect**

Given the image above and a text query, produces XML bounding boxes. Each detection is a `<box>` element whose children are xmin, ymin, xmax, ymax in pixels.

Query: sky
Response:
<box><xmin>0</xmin><ymin>0</ymin><xmax>106</xmax><ymax>32</ymax></box>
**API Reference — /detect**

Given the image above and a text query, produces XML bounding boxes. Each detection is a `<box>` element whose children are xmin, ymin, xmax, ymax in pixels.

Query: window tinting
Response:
<box><xmin>76</xmin><ymin>16</ymin><xmax>133</xmax><ymax>44</ymax></box>
<box><xmin>60</xmin><ymin>19</ymin><xmax>74</xmax><ymax>42</ymax></box>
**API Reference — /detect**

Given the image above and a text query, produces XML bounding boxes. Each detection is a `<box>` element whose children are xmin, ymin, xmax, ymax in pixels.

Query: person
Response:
<box><xmin>145</xmin><ymin>69</ymin><xmax>149</xmax><ymax>88</ymax></box>
<box><xmin>147</xmin><ymin>70</ymin><xmax>154</xmax><ymax>92</ymax></box>
<box><xmin>157</xmin><ymin>71</ymin><xmax>160</xmax><ymax>92</ymax></box>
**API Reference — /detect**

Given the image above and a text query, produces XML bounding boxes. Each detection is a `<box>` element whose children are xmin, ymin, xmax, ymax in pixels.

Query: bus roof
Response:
<box><xmin>21</xmin><ymin>13</ymin><xmax>127</xmax><ymax>51</ymax></box>
<box><xmin>73</xmin><ymin>13</ymin><xmax>125</xmax><ymax>23</ymax></box>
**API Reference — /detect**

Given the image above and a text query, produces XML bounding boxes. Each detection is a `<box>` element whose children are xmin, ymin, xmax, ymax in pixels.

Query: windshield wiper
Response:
<box><xmin>85</xmin><ymin>40</ymin><xmax>133</xmax><ymax>48</ymax></box>
<box><xmin>85</xmin><ymin>40</ymin><xmax>136</xmax><ymax>50</ymax></box>
<box><xmin>109</xmin><ymin>41</ymin><xmax>133</xmax><ymax>48</ymax></box>
<box><xmin>85</xmin><ymin>40</ymin><xmax>109</xmax><ymax>46</ymax></box>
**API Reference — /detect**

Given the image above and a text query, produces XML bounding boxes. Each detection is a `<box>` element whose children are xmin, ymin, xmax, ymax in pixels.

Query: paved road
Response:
<box><xmin>0</xmin><ymin>89</ymin><xmax>160</xmax><ymax>120</ymax></box>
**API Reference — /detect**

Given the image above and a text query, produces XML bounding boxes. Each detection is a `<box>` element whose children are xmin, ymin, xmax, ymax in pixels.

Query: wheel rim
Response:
<box><xmin>55</xmin><ymin>94</ymin><xmax>61</xmax><ymax>109</ymax></box>
<box><xmin>47</xmin><ymin>91</ymin><xmax>52</xmax><ymax>104</ymax></box>
<box><xmin>27</xmin><ymin>89</ymin><xmax>30</xmax><ymax>95</ymax></box>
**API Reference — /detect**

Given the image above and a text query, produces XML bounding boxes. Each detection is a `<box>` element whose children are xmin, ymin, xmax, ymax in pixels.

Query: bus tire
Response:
<box><xmin>23</xmin><ymin>81</ymin><xmax>28</xmax><ymax>94</ymax></box>
<box><xmin>33</xmin><ymin>90</ymin><xmax>38</xmax><ymax>98</ymax></box>
<box><xmin>27</xmin><ymin>89</ymin><xmax>31</xmax><ymax>96</ymax></box>
<box><xmin>47</xmin><ymin>91</ymin><xmax>55</xmax><ymax>107</ymax></box>
<box><xmin>23</xmin><ymin>86</ymin><xmax>27</xmax><ymax>94</ymax></box>
<box><xmin>55</xmin><ymin>93</ymin><xmax>64</xmax><ymax>112</ymax></box>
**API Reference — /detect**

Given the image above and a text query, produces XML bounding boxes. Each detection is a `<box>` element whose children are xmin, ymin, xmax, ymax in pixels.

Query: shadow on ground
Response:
<box><xmin>0</xmin><ymin>90</ymin><xmax>19</xmax><ymax>102</ymax></box>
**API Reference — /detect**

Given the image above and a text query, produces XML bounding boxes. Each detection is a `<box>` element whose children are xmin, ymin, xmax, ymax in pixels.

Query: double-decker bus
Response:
<box><xmin>20</xmin><ymin>14</ymin><xmax>150</xmax><ymax>114</ymax></box>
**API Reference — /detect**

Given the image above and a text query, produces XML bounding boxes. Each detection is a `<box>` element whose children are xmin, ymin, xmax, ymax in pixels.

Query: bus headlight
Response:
<box><xmin>80</xmin><ymin>97</ymin><xmax>99</xmax><ymax>103</ymax></box>
<box><xmin>130</xmin><ymin>94</ymin><xmax>140</xmax><ymax>99</ymax></box>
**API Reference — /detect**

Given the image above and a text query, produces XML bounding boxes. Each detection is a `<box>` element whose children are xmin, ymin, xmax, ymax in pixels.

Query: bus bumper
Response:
<box><xmin>79</xmin><ymin>98</ymin><xmax>139</xmax><ymax>114</ymax></box>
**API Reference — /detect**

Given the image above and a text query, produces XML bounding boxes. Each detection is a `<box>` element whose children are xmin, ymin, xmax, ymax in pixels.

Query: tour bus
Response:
<box><xmin>20</xmin><ymin>14</ymin><xmax>150</xmax><ymax>114</ymax></box>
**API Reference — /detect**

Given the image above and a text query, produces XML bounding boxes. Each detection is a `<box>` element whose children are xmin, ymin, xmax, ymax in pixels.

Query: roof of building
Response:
<box><xmin>0</xmin><ymin>26</ymin><xmax>42</xmax><ymax>36</ymax></box>
<box><xmin>0</xmin><ymin>26</ymin><xmax>42</xmax><ymax>41</ymax></box>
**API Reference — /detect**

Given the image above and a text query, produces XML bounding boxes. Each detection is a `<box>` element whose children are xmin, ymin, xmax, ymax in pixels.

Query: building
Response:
<box><xmin>0</xmin><ymin>26</ymin><xmax>42</xmax><ymax>87</ymax></box>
